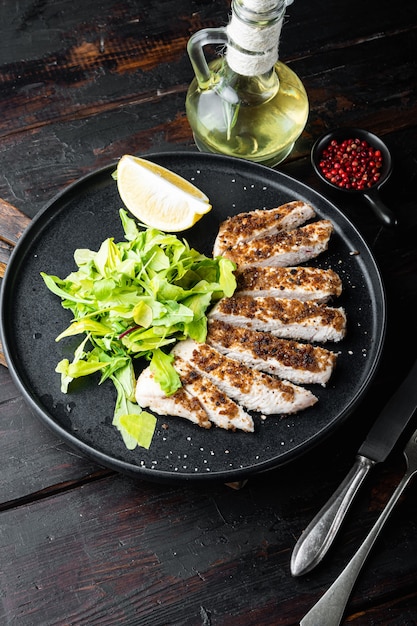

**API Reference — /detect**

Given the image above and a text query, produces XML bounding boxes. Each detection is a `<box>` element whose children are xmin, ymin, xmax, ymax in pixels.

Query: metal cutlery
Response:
<box><xmin>291</xmin><ymin>357</ymin><xmax>417</xmax><ymax>577</ymax></box>
<box><xmin>299</xmin><ymin>423</ymin><xmax>417</xmax><ymax>625</ymax></box>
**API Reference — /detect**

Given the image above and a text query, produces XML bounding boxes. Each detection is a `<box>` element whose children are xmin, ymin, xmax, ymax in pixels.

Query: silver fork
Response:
<box><xmin>300</xmin><ymin>424</ymin><xmax>417</xmax><ymax>626</ymax></box>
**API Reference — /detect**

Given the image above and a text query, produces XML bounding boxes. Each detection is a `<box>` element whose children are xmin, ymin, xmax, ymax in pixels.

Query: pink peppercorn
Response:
<box><xmin>318</xmin><ymin>137</ymin><xmax>383</xmax><ymax>190</ymax></box>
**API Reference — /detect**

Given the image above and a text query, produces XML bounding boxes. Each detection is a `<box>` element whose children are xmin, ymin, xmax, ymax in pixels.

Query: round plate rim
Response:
<box><xmin>0</xmin><ymin>151</ymin><xmax>387</xmax><ymax>483</ymax></box>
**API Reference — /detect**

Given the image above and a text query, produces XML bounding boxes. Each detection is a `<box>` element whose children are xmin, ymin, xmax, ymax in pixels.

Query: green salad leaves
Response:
<box><xmin>41</xmin><ymin>209</ymin><xmax>236</xmax><ymax>450</ymax></box>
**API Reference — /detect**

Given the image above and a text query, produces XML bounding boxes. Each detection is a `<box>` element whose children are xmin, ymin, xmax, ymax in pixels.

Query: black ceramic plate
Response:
<box><xmin>0</xmin><ymin>152</ymin><xmax>386</xmax><ymax>483</ymax></box>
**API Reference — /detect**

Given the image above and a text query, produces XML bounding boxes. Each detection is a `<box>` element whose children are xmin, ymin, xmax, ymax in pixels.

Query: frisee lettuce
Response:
<box><xmin>41</xmin><ymin>209</ymin><xmax>236</xmax><ymax>450</ymax></box>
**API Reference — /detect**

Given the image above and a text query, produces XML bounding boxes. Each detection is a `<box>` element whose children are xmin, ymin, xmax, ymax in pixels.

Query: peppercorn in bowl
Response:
<box><xmin>311</xmin><ymin>127</ymin><xmax>396</xmax><ymax>227</ymax></box>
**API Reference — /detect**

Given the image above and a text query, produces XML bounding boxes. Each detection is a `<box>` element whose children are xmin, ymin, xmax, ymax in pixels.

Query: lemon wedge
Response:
<box><xmin>116</xmin><ymin>155</ymin><xmax>212</xmax><ymax>232</ymax></box>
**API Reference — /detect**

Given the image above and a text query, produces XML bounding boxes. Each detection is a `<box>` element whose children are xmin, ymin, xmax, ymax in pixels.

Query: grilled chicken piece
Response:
<box><xmin>136</xmin><ymin>362</ymin><xmax>254</xmax><ymax>432</ymax></box>
<box><xmin>207</xmin><ymin>320</ymin><xmax>337</xmax><ymax>385</ymax></box>
<box><xmin>213</xmin><ymin>201</ymin><xmax>316</xmax><ymax>257</ymax></box>
<box><xmin>209</xmin><ymin>296</ymin><xmax>346</xmax><ymax>343</ymax></box>
<box><xmin>172</xmin><ymin>340</ymin><xmax>318</xmax><ymax>415</ymax></box>
<box><xmin>236</xmin><ymin>266</ymin><xmax>343</xmax><ymax>302</ymax></box>
<box><xmin>218</xmin><ymin>220</ymin><xmax>333</xmax><ymax>269</ymax></box>
<box><xmin>136</xmin><ymin>367</ymin><xmax>212</xmax><ymax>428</ymax></box>
<box><xmin>174</xmin><ymin>357</ymin><xmax>254</xmax><ymax>432</ymax></box>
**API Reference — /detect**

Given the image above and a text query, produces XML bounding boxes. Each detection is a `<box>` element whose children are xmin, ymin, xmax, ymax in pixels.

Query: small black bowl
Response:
<box><xmin>311</xmin><ymin>127</ymin><xmax>397</xmax><ymax>227</ymax></box>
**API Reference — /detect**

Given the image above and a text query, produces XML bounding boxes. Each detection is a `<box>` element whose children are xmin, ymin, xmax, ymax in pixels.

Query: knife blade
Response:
<box><xmin>359</xmin><ymin>357</ymin><xmax>417</xmax><ymax>461</ymax></box>
<box><xmin>291</xmin><ymin>356</ymin><xmax>417</xmax><ymax>577</ymax></box>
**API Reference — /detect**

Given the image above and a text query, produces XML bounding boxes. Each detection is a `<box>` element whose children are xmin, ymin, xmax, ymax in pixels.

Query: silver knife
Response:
<box><xmin>291</xmin><ymin>356</ymin><xmax>417</xmax><ymax>577</ymax></box>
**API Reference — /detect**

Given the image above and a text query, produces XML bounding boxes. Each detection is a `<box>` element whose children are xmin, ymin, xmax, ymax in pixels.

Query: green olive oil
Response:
<box><xmin>186</xmin><ymin>57</ymin><xmax>308</xmax><ymax>166</ymax></box>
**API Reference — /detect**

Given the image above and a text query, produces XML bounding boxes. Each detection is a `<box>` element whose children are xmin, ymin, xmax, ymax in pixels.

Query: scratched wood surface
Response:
<box><xmin>0</xmin><ymin>0</ymin><xmax>417</xmax><ymax>624</ymax></box>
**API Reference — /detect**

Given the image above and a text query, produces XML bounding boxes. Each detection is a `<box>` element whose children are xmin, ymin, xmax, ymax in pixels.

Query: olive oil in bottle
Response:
<box><xmin>185</xmin><ymin>0</ymin><xmax>308</xmax><ymax>167</ymax></box>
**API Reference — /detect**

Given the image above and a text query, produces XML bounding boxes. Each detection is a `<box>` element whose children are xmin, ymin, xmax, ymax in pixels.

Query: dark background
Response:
<box><xmin>0</xmin><ymin>1</ymin><xmax>416</xmax><ymax>624</ymax></box>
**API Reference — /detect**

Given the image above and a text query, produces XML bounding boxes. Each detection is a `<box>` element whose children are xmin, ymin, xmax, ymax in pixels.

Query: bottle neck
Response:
<box><xmin>233</xmin><ymin>0</ymin><xmax>287</xmax><ymax>26</ymax></box>
<box><xmin>226</xmin><ymin>0</ymin><xmax>287</xmax><ymax>76</ymax></box>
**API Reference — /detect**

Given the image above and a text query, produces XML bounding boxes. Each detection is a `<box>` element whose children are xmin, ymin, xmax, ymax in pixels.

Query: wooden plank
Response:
<box><xmin>0</xmin><ymin>341</ymin><xmax>6</xmax><ymax>367</ymax></box>
<box><xmin>0</xmin><ymin>1</ymin><xmax>229</xmax><ymax>136</ymax></box>
<box><xmin>0</xmin><ymin>198</ymin><xmax>31</xmax><ymax>244</ymax></box>
<box><xmin>0</xmin><ymin>199</ymin><xmax>30</xmax><ymax>278</ymax></box>
<box><xmin>0</xmin><ymin>239</ymin><xmax>13</xmax><ymax>278</ymax></box>
<box><xmin>0</xmin><ymin>199</ymin><xmax>29</xmax><ymax>363</ymax></box>
<box><xmin>0</xmin><ymin>367</ymin><xmax>109</xmax><ymax>504</ymax></box>
<box><xmin>0</xmin><ymin>469</ymin><xmax>417</xmax><ymax>625</ymax></box>
<box><xmin>0</xmin><ymin>0</ymin><xmax>414</xmax><ymax>137</ymax></box>
<box><xmin>0</xmin><ymin>25</ymin><xmax>415</xmax><ymax>217</ymax></box>
<box><xmin>0</xmin><ymin>92</ymin><xmax>194</xmax><ymax>219</ymax></box>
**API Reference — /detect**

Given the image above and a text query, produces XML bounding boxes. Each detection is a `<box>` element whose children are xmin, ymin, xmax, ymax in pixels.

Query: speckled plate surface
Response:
<box><xmin>0</xmin><ymin>152</ymin><xmax>386</xmax><ymax>483</ymax></box>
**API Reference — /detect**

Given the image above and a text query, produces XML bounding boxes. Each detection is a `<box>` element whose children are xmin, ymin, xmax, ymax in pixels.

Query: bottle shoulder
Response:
<box><xmin>187</xmin><ymin>59</ymin><xmax>307</xmax><ymax>105</ymax></box>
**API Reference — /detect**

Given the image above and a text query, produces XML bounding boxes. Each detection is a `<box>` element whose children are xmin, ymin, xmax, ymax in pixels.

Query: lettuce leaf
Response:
<box><xmin>111</xmin><ymin>362</ymin><xmax>156</xmax><ymax>450</ymax></box>
<box><xmin>41</xmin><ymin>209</ymin><xmax>236</xmax><ymax>450</ymax></box>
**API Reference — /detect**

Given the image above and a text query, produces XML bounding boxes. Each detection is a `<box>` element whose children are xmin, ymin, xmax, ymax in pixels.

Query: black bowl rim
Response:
<box><xmin>311</xmin><ymin>127</ymin><xmax>393</xmax><ymax>194</ymax></box>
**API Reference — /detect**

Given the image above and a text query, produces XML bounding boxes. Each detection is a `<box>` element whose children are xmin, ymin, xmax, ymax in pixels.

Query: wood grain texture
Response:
<box><xmin>0</xmin><ymin>2</ymin><xmax>415</xmax><ymax>217</ymax></box>
<box><xmin>0</xmin><ymin>198</ymin><xmax>30</xmax><ymax>244</ymax></box>
<box><xmin>0</xmin><ymin>470</ymin><xmax>416</xmax><ymax>626</ymax></box>
<box><xmin>0</xmin><ymin>0</ymin><xmax>416</xmax><ymax>624</ymax></box>
<box><xmin>0</xmin><ymin>198</ymin><xmax>30</xmax><ymax>278</ymax></box>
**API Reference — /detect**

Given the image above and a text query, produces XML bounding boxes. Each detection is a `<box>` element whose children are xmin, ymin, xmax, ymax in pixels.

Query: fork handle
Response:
<box><xmin>300</xmin><ymin>468</ymin><xmax>415</xmax><ymax>626</ymax></box>
<box><xmin>291</xmin><ymin>455</ymin><xmax>375</xmax><ymax>577</ymax></box>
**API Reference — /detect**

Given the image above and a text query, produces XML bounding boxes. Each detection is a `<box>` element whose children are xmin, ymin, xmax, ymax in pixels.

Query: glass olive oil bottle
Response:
<box><xmin>185</xmin><ymin>0</ymin><xmax>308</xmax><ymax>167</ymax></box>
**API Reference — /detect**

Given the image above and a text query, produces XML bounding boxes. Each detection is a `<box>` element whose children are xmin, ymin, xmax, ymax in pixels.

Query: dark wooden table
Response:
<box><xmin>1</xmin><ymin>1</ymin><xmax>417</xmax><ymax>624</ymax></box>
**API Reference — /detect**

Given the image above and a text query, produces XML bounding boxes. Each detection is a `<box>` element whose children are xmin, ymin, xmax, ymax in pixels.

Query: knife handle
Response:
<box><xmin>299</xmin><ymin>454</ymin><xmax>417</xmax><ymax>626</ymax></box>
<box><xmin>290</xmin><ymin>455</ymin><xmax>375</xmax><ymax>577</ymax></box>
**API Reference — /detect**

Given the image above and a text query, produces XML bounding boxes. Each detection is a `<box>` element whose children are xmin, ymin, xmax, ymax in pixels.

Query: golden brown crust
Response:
<box><xmin>188</xmin><ymin>342</ymin><xmax>298</xmax><ymax>402</ymax></box>
<box><xmin>178</xmin><ymin>365</ymin><xmax>240</xmax><ymax>419</ymax></box>
<box><xmin>236</xmin><ymin>266</ymin><xmax>342</xmax><ymax>299</ymax></box>
<box><xmin>220</xmin><ymin>220</ymin><xmax>333</xmax><ymax>267</ymax></box>
<box><xmin>214</xmin><ymin>296</ymin><xmax>346</xmax><ymax>334</ymax></box>
<box><xmin>218</xmin><ymin>201</ymin><xmax>313</xmax><ymax>240</ymax></box>
<box><xmin>166</xmin><ymin>387</ymin><xmax>212</xmax><ymax>428</ymax></box>
<box><xmin>213</xmin><ymin>201</ymin><xmax>317</xmax><ymax>256</ymax></box>
<box><xmin>207</xmin><ymin>320</ymin><xmax>337</xmax><ymax>374</ymax></box>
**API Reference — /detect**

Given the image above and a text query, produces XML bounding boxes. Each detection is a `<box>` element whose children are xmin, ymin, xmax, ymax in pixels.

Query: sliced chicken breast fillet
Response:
<box><xmin>235</xmin><ymin>266</ymin><xmax>343</xmax><ymax>302</ymax></box>
<box><xmin>213</xmin><ymin>201</ymin><xmax>316</xmax><ymax>257</ymax></box>
<box><xmin>136</xmin><ymin>366</ymin><xmax>212</xmax><ymax>428</ymax></box>
<box><xmin>172</xmin><ymin>340</ymin><xmax>318</xmax><ymax>415</ymax></box>
<box><xmin>174</xmin><ymin>357</ymin><xmax>254</xmax><ymax>432</ymax></box>
<box><xmin>209</xmin><ymin>296</ymin><xmax>347</xmax><ymax>343</ymax></box>
<box><xmin>207</xmin><ymin>320</ymin><xmax>337</xmax><ymax>385</ymax></box>
<box><xmin>219</xmin><ymin>220</ymin><xmax>333</xmax><ymax>269</ymax></box>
